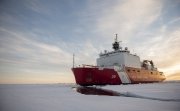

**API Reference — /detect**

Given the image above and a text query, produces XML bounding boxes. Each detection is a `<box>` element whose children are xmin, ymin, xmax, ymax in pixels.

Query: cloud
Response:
<box><xmin>0</xmin><ymin>27</ymin><xmax>72</xmax><ymax>66</ymax></box>
<box><xmin>75</xmin><ymin>40</ymin><xmax>99</xmax><ymax>66</ymax></box>
<box><xmin>24</xmin><ymin>0</ymin><xmax>52</xmax><ymax>15</ymax></box>
<box><xmin>167</xmin><ymin>17</ymin><xmax>180</xmax><ymax>25</ymax></box>
<box><xmin>0</xmin><ymin>27</ymin><xmax>74</xmax><ymax>81</ymax></box>
<box><xmin>166</xmin><ymin>73</ymin><xmax>180</xmax><ymax>81</ymax></box>
<box><xmin>161</xmin><ymin>64</ymin><xmax>180</xmax><ymax>76</ymax></box>
<box><xmin>0</xmin><ymin>27</ymin><xmax>99</xmax><ymax>83</ymax></box>
<box><xmin>134</xmin><ymin>26</ymin><xmax>180</xmax><ymax>75</ymax></box>
<box><xmin>89</xmin><ymin>0</ymin><xmax>180</xmax><ymax>76</ymax></box>
<box><xmin>95</xmin><ymin>0</ymin><xmax>162</xmax><ymax>39</ymax></box>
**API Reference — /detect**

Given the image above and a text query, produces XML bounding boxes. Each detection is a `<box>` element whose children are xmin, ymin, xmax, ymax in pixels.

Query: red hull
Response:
<box><xmin>72</xmin><ymin>67</ymin><xmax>166</xmax><ymax>86</ymax></box>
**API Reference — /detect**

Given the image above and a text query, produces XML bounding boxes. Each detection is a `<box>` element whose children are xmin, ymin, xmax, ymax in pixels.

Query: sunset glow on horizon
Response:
<box><xmin>0</xmin><ymin>0</ymin><xmax>180</xmax><ymax>84</ymax></box>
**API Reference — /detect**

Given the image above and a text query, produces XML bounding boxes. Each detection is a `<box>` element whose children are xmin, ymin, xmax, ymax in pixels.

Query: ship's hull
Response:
<box><xmin>72</xmin><ymin>67</ymin><xmax>166</xmax><ymax>86</ymax></box>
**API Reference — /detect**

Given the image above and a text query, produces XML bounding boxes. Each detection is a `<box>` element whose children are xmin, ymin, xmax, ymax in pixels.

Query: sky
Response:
<box><xmin>0</xmin><ymin>0</ymin><xmax>180</xmax><ymax>84</ymax></box>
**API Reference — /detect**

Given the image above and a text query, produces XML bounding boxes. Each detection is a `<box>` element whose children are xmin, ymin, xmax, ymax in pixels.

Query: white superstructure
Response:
<box><xmin>96</xmin><ymin>34</ymin><xmax>157</xmax><ymax>71</ymax></box>
<box><xmin>97</xmin><ymin>49</ymin><xmax>141</xmax><ymax>68</ymax></box>
<box><xmin>97</xmin><ymin>34</ymin><xmax>141</xmax><ymax>68</ymax></box>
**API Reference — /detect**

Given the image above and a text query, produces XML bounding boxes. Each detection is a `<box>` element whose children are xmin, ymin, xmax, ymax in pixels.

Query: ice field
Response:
<box><xmin>0</xmin><ymin>82</ymin><xmax>180</xmax><ymax>111</ymax></box>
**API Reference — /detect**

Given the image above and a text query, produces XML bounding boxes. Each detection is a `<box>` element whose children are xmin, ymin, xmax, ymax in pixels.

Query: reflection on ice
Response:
<box><xmin>74</xmin><ymin>86</ymin><xmax>180</xmax><ymax>102</ymax></box>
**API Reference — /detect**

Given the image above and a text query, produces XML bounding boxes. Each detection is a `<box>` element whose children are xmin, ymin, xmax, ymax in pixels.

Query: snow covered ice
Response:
<box><xmin>0</xmin><ymin>82</ymin><xmax>180</xmax><ymax>111</ymax></box>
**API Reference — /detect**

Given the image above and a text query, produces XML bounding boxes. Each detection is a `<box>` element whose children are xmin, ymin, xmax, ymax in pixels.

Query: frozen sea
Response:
<box><xmin>0</xmin><ymin>82</ymin><xmax>180</xmax><ymax>111</ymax></box>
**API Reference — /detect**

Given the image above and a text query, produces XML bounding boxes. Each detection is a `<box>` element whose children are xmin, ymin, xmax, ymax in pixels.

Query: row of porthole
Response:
<box><xmin>127</xmin><ymin>69</ymin><xmax>161</xmax><ymax>75</ymax></box>
<box><xmin>150</xmin><ymin>72</ymin><xmax>160</xmax><ymax>75</ymax></box>
<box><xmin>127</xmin><ymin>69</ymin><xmax>140</xmax><ymax>72</ymax></box>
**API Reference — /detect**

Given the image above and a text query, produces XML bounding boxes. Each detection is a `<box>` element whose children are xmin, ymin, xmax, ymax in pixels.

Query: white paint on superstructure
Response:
<box><xmin>97</xmin><ymin>51</ymin><xmax>141</xmax><ymax>68</ymax></box>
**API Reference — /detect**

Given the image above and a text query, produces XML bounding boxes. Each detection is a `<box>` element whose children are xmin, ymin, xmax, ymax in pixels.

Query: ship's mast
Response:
<box><xmin>115</xmin><ymin>34</ymin><xmax>118</xmax><ymax>42</ymax></box>
<box><xmin>112</xmin><ymin>34</ymin><xmax>121</xmax><ymax>51</ymax></box>
<box><xmin>73</xmin><ymin>53</ymin><xmax>75</xmax><ymax>68</ymax></box>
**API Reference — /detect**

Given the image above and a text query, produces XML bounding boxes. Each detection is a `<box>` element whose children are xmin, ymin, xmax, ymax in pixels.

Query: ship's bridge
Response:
<box><xmin>96</xmin><ymin>34</ymin><xmax>141</xmax><ymax>68</ymax></box>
